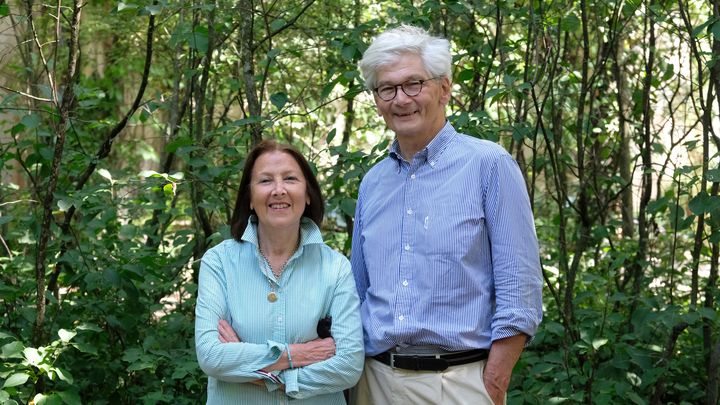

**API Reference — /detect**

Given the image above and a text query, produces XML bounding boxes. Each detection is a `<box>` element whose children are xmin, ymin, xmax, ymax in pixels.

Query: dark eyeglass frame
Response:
<box><xmin>373</xmin><ymin>76</ymin><xmax>443</xmax><ymax>101</ymax></box>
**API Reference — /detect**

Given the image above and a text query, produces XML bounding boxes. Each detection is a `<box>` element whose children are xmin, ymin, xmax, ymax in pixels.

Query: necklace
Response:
<box><xmin>258</xmin><ymin>247</ymin><xmax>292</xmax><ymax>302</ymax></box>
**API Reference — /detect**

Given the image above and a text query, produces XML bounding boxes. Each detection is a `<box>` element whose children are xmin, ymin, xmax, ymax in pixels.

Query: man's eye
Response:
<box><xmin>378</xmin><ymin>86</ymin><xmax>394</xmax><ymax>93</ymax></box>
<box><xmin>403</xmin><ymin>81</ymin><xmax>422</xmax><ymax>90</ymax></box>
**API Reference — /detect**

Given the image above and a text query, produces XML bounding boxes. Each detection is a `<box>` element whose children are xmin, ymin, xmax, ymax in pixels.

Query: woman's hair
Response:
<box><xmin>358</xmin><ymin>24</ymin><xmax>452</xmax><ymax>91</ymax></box>
<box><xmin>230</xmin><ymin>140</ymin><xmax>324</xmax><ymax>241</ymax></box>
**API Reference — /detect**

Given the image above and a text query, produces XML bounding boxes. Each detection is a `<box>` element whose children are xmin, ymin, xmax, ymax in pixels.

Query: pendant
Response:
<box><xmin>267</xmin><ymin>292</ymin><xmax>278</xmax><ymax>302</ymax></box>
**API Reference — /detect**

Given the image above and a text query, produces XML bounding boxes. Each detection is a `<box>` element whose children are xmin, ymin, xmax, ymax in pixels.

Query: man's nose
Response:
<box><xmin>394</xmin><ymin>87</ymin><xmax>412</xmax><ymax>103</ymax></box>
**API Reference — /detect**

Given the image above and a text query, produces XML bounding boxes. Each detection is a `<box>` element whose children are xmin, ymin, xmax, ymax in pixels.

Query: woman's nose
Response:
<box><xmin>271</xmin><ymin>183</ymin><xmax>286</xmax><ymax>196</ymax></box>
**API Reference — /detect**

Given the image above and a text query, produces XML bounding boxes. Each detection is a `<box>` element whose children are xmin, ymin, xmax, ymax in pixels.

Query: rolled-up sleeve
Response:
<box><xmin>282</xmin><ymin>259</ymin><xmax>364</xmax><ymax>399</ymax></box>
<box><xmin>195</xmin><ymin>247</ymin><xmax>286</xmax><ymax>382</ymax></box>
<box><xmin>484</xmin><ymin>155</ymin><xmax>543</xmax><ymax>341</ymax></box>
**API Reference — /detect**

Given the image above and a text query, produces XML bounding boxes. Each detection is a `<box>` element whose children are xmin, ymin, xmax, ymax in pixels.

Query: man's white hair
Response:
<box><xmin>358</xmin><ymin>24</ymin><xmax>452</xmax><ymax>90</ymax></box>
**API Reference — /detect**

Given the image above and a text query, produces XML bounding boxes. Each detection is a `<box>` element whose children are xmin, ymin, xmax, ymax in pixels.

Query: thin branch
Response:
<box><xmin>0</xmin><ymin>85</ymin><xmax>53</xmax><ymax>102</ymax></box>
<box><xmin>251</xmin><ymin>0</ymin><xmax>316</xmax><ymax>51</ymax></box>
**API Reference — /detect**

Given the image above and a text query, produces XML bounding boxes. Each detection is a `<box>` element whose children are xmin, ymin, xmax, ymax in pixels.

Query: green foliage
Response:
<box><xmin>0</xmin><ymin>0</ymin><xmax>718</xmax><ymax>403</ymax></box>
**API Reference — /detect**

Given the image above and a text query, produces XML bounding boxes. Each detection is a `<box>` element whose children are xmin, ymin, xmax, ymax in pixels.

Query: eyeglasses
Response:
<box><xmin>373</xmin><ymin>76</ymin><xmax>442</xmax><ymax>101</ymax></box>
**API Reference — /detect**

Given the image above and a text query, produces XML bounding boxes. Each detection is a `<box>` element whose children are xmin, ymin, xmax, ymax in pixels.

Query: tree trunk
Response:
<box><xmin>33</xmin><ymin>0</ymin><xmax>82</xmax><ymax>347</ymax></box>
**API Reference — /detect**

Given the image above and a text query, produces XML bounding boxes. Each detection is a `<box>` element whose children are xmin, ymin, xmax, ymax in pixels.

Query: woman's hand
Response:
<box><xmin>218</xmin><ymin>320</ymin><xmax>270</xmax><ymax>386</ymax></box>
<box><xmin>218</xmin><ymin>319</ymin><xmax>241</xmax><ymax>343</ymax></box>
<box><xmin>289</xmin><ymin>337</ymin><xmax>336</xmax><ymax>368</ymax></box>
<box><xmin>262</xmin><ymin>337</ymin><xmax>335</xmax><ymax>372</ymax></box>
<box><xmin>219</xmin><ymin>319</ymin><xmax>335</xmax><ymax>372</ymax></box>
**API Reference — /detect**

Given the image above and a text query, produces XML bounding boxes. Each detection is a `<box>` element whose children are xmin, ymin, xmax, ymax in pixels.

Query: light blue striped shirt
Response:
<box><xmin>195</xmin><ymin>218</ymin><xmax>364</xmax><ymax>404</ymax></box>
<box><xmin>351</xmin><ymin>122</ymin><xmax>543</xmax><ymax>356</ymax></box>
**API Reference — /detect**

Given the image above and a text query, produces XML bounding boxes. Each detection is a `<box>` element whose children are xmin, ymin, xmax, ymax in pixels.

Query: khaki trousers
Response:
<box><xmin>352</xmin><ymin>357</ymin><xmax>502</xmax><ymax>405</ymax></box>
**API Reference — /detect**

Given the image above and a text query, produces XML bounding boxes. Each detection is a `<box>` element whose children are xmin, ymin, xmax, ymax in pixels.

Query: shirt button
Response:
<box><xmin>402</xmin><ymin>280</ymin><xmax>409</xmax><ymax>287</ymax></box>
<box><xmin>410</xmin><ymin>173</ymin><xmax>416</xmax><ymax>179</ymax></box>
<box><xmin>404</xmin><ymin>244</ymin><xmax>410</xmax><ymax>251</ymax></box>
<box><xmin>398</xmin><ymin>315</ymin><xmax>405</xmax><ymax>321</ymax></box>
<box><xmin>430</xmin><ymin>161</ymin><xmax>436</xmax><ymax>167</ymax></box>
<box><xmin>407</xmin><ymin>208</ymin><xmax>413</xmax><ymax>215</ymax></box>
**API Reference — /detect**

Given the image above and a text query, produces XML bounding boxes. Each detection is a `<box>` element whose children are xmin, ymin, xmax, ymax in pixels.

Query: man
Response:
<box><xmin>350</xmin><ymin>25</ymin><xmax>543</xmax><ymax>405</ymax></box>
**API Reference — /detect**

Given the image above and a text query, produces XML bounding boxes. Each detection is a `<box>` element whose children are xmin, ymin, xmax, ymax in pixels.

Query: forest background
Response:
<box><xmin>0</xmin><ymin>0</ymin><xmax>718</xmax><ymax>404</ymax></box>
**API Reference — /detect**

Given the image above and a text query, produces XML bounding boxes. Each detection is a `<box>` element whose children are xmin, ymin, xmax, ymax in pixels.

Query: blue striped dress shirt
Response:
<box><xmin>195</xmin><ymin>217</ymin><xmax>364</xmax><ymax>404</ymax></box>
<box><xmin>350</xmin><ymin>122</ymin><xmax>543</xmax><ymax>356</ymax></box>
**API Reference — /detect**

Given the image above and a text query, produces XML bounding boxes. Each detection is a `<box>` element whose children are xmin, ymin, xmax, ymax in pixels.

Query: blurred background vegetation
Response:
<box><xmin>0</xmin><ymin>0</ymin><xmax>718</xmax><ymax>403</ymax></box>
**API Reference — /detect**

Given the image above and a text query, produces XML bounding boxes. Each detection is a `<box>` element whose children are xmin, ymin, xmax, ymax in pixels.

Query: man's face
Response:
<box><xmin>373</xmin><ymin>53</ymin><xmax>451</xmax><ymax>141</ymax></box>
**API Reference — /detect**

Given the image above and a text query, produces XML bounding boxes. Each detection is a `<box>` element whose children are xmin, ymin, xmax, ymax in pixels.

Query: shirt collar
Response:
<box><xmin>240</xmin><ymin>215</ymin><xmax>324</xmax><ymax>247</ymax></box>
<box><xmin>388</xmin><ymin>121</ymin><xmax>456</xmax><ymax>166</ymax></box>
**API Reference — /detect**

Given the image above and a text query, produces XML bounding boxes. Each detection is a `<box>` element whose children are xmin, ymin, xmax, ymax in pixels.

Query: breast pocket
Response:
<box><xmin>417</xmin><ymin>197</ymin><xmax>487</xmax><ymax>302</ymax></box>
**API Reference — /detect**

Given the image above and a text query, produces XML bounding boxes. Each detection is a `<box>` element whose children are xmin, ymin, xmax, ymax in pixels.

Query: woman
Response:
<box><xmin>195</xmin><ymin>140</ymin><xmax>364</xmax><ymax>404</ymax></box>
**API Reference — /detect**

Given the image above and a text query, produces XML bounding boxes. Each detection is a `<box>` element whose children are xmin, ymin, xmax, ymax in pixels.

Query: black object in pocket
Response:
<box><xmin>317</xmin><ymin>316</ymin><xmax>332</xmax><ymax>338</ymax></box>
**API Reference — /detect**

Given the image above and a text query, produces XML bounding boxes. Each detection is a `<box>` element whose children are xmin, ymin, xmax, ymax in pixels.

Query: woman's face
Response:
<box><xmin>250</xmin><ymin>151</ymin><xmax>309</xmax><ymax>234</ymax></box>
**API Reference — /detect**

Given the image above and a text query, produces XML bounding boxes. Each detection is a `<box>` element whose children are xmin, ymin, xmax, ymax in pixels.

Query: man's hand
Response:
<box><xmin>482</xmin><ymin>366</ymin><xmax>510</xmax><ymax>404</ymax></box>
<box><xmin>483</xmin><ymin>334</ymin><xmax>527</xmax><ymax>404</ymax></box>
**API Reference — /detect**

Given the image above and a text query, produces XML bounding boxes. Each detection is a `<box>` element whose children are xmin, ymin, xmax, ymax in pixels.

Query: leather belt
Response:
<box><xmin>372</xmin><ymin>349</ymin><xmax>489</xmax><ymax>371</ymax></box>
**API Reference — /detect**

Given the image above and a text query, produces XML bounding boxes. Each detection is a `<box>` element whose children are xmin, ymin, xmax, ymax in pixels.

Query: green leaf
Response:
<box><xmin>189</xmin><ymin>27</ymin><xmax>209</xmax><ymax>53</ymax></box>
<box><xmin>58</xmin><ymin>329</ymin><xmax>76</xmax><ymax>343</ymax></box>
<box><xmin>163</xmin><ymin>183</ymin><xmax>176</xmax><ymax>197</ymax></box>
<box><xmin>269</xmin><ymin>92</ymin><xmax>288</xmax><ymax>110</ymax></box>
<box><xmin>97</xmin><ymin>168</ymin><xmax>113</xmax><ymax>182</ymax></box>
<box><xmin>561</xmin><ymin>14</ymin><xmax>581</xmax><ymax>32</ymax></box>
<box><xmin>706</xmin><ymin>168</ymin><xmax>720</xmax><ymax>182</ymax></box>
<box><xmin>76</xmin><ymin>323</ymin><xmax>103</xmax><ymax>332</ymax></box>
<box><xmin>71</xmin><ymin>342</ymin><xmax>98</xmax><ymax>355</ymax></box>
<box><xmin>117</xmin><ymin>2</ymin><xmax>138</xmax><ymax>12</ymax></box>
<box><xmin>1</xmin><ymin>341</ymin><xmax>25</xmax><ymax>359</ymax></box>
<box><xmin>341</xmin><ymin>45</ymin><xmax>356</xmax><ymax>61</ymax></box>
<box><xmin>692</xmin><ymin>17</ymin><xmax>715</xmax><ymax>38</ymax></box>
<box><xmin>165</xmin><ymin>136</ymin><xmax>193</xmax><ymax>153</ymax></box>
<box><xmin>0</xmin><ymin>215</ymin><xmax>13</xmax><ymax>226</ymax></box>
<box><xmin>20</xmin><ymin>113</ymin><xmax>41</xmax><ymax>129</ymax></box>
<box><xmin>23</xmin><ymin>347</ymin><xmax>42</xmax><ymax>366</ymax></box>
<box><xmin>144</xmin><ymin>5</ymin><xmax>162</xmax><ymax>15</ymax></box>
<box><xmin>2</xmin><ymin>372</ymin><xmax>30</xmax><ymax>388</ymax></box>
<box><xmin>320</xmin><ymin>81</ymin><xmax>337</xmax><ymax>100</ymax></box>
<box><xmin>0</xmin><ymin>4</ymin><xmax>9</xmax><ymax>16</ymax></box>
<box><xmin>269</xmin><ymin>18</ymin><xmax>286</xmax><ymax>31</ymax></box>
<box><xmin>127</xmin><ymin>362</ymin><xmax>154</xmax><ymax>372</ymax></box>
<box><xmin>627</xmin><ymin>391</ymin><xmax>645</xmax><ymax>405</ymax></box>
<box><xmin>57</xmin><ymin>390</ymin><xmax>81</xmax><ymax>405</ymax></box>
<box><xmin>592</xmin><ymin>338</ymin><xmax>608</xmax><ymax>350</ymax></box>
<box><xmin>689</xmin><ymin>192</ymin><xmax>720</xmax><ymax>215</ymax></box>
<box><xmin>326</xmin><ymin>129</ymin><xmax>337</xmax><ymax>145</ymax></box>
<box><xmin>57</xmin><ymin>200</ymin><xmax>74</xmax><ymax>212</ymax></box>
<box><xmin>457</xmin><ymin>69</ymin><xmax>474</xmax><ymax>82</ymax></box>
<box><xmin>712</xmin><ymin>20</ymin><xmax>720</xmax><ymax>40</ymax></box>
<box><xmin>340</xmin><ymin>198</ymin><xmax>356</xmax><ymax>216</ymax></box>
<box><xmin>54</xmin><ymin>367</ymin><xmax>73</xmax><ymax>384</ymax></box>
<box><xmin>34</xmin><ymin>393</ymin><xmax>63</xmax><ymax>405</ymax></box>
<box><xmin>103</xmin><ymin>268</ymin><xmax>121</xmax><ymax>286</ymax></box>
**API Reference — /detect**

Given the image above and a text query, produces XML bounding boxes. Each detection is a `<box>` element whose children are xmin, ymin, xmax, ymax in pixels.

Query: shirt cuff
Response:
<box><xmin>282</xmin><ymin>368</ymin><xmax>300</xmax><ymax>397</ymax></box>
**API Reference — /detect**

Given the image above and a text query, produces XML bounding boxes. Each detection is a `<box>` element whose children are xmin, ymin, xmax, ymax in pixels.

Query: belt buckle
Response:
<box><xmin>389</xmin><ymin>352</ymin><xmax>396</xmax><ymax>368</ymax></box>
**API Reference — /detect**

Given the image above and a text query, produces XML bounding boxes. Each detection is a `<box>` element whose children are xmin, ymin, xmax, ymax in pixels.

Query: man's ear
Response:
<box><xmin>439</xmin><ymin>77</ymin><xmax>452</xmax><ymax>105</ymax></box>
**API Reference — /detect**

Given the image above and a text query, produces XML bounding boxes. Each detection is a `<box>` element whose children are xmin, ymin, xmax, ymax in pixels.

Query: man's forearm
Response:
<box><xmin>483</xmin><ymin>333</ymin><xmax>527</xmax><ymax>404</ymax></box>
